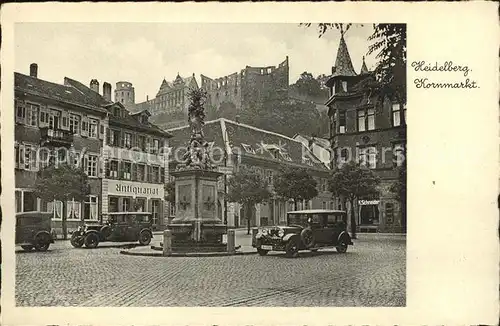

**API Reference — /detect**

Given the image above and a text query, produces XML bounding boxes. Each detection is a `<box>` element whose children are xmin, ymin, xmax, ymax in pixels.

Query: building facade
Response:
<box><xmin>14</xmin><ymin>64</ymin><xmax>171</xmax><ymax>237</ymax></box>
<box><xmin>201</xmin><ymin>57</ymin><xmax>289</xmax><ymax>114</ymax></box>
<box><xmin>133</xmin><ymin>74</ymin><xmax>199</xmax><ymax>130</ymax></box>
<box><xmin>167</xmin><ymin>118</ymin><xmax>334</xmax><ymax>228</ymax></box>
<box><xmin>325</xmin><ymin>35</ymin><xmax>407</xmax><ymax>233</ymax></box>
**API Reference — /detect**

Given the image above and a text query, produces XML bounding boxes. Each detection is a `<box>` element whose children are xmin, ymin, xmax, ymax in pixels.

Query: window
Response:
<box><xmin>27</xmin><ymin>103</ymin><xmax>39</xmax><ymax>127</ymax></box>
<box><xmin>338</xmin><ymin>111</ymin><xmax>346</xmax><ymax>134</ymax></box>
<box><xmin>16</xmin><ymin>101</ymin><xmax>26</xmax><ymax>123</ymax></box>
<box><xmin>66</xmin><ymin>200</ymin><xmax>81</xmax><ymax>220</ymax></box>
<box><xmin>24</xmin><ymin>144</ymin><xmax>37</xmax><ymax>171</ymax></box>
<box><xmin>123</xmin><ymin>162</ymin><xmax>132</xmax><ymax>180</ymax></box>
<box><xmin>137</xmin><ymin>164</ymin><xmax>146</xmax><ymax>181</ymax></box>
<box><xmin>385</xmin><ymin>203</ymin><xmax>394</xmax><ymax>224</ymax></box>
<box><xmin>321</xmin><ymin>179</ymin><xmax>327</xmax><ymax>192</ymax></box>
<box><xmin>340</xmin><ymin>148</ymin><xmax>349</xmax><ymax>163</ymax></box>
<box><xmin>267</xmin><ymin>170</ymin><xmax>274</xmax><ymax>184</ymax></box>
<box><xmin>137</xmin><ymin>135</ymin><xmax>146</xmax><ymax>151</ymax></box>
<box><xmin>86</xmin><ymin>155</ymin><xmax>99</xmax><ymax>177</ymax></box>
<box><xmin>39</xmin><ymin>148</ymin><xmax>51</xmax><ymax>170</ymax></box>
<box><xmin>15</xmin><ymin>145</ymin><xmax>24</xmax><ymax>169</ymax></box>
<box><xmin>124</xmin><ymin>132</ymin><xmax>132</xmax><ymax>149</ymax></box>
<box><xmin>151</xmin><ymin>166</ymin><xmax>160</xmax><ymax>183</ymax></box>
<box><xmin>15</xmin><ymin>190</ymin><xmax>37</xmax><ymax>212</ymax></box>
<box><xmin>322</xmin><ymin>201</ymin><xmax>327</xmax><ymax>209</ymax></box>
<box><xmin>169</xmin><ymin>201</ymin><xmax>176</xmax><ymax>217</ymax></box>
<box><xmin>342</xmin><ymin>81</ymin><xmax>348</xmax><ymax>92</ymax></box>
<box><xmin>152</xmin><ymin>139</ymin><xmax>160</xmax><ymax>154</ymax></box>
<box><xmin>359</xmin><ymin>146</ymin><xmax>377</xmax><ymax>169</ymax></box>
<box><xmin>40</xmin><ymin>108</ymin><xmax>49</xmax><ymax>125</ymax></box>
<box><xmin>392</xmin><ymin>103</ymin><xmax>406</xmax><ymax>126</ymax></box>
<box><xmin>135</xmin><ymin>198</ymin><xmax>146</xmax><ymax>212</ymax></box>
<box><xmin>49</xmin><ymin>109</ymin><xmax>61</xmax><ymax>129</ymax></box>
<box><xmin>329</xmin><ymin>201</ymin><xmax>335</xmax><ymax>210</ymax></box>
<box><xmin>357</xmin><ymin>110</ymin><xmax>366</xmax><ymax>132</ymax></box>
<box><xmin>367</xmin><ymin>108</ymin><xmax>375</xmax><ymax>130</ymax></box>
<box><xmin>393</xmin><ymin>144</ymin><xmax>406</xmax><ymax>167</ymax></box>
<box><xmin>267</xmin><ymin>67</ymin><xmax>272</xmax><ymax>74</ymax></box>
<box><xmin>109</xmin><ymin>129</ymin><xmax>120</xmax><ymax>147</ymax></box>
<box><xmin>107</xmin><ymin>160</ymin><xmax>119</xmax><ymax>178</ymax></box>
<box><xmin>152</xmin><ymin>200</ymin><xmax>161</xmax><ymax>225</ymax></box>
<box><xmin>122</xmin><ymin>198</ymin><xmax>131</xmax><ymax>212</ymax></box>
<box><xmin>241</xmin><ymin>144</ymin><xmax>255</xmax><ymax>154</ymax></box>
<box><xmin>69</xmin><ymin>114</ymin><xmax>80</xmax><ymax>134</ymax></box>
<box><xmin>88</xmin><ymin>119</ymin><xmax>98</xmax><ymax>138</ymax></box>
<box><xmin>108</xmin><ymin>197</ymin><xmax>119</xmax><ymax>212</ymax></box>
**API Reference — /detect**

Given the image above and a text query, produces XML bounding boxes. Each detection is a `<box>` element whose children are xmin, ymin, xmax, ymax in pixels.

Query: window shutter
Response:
<box><xmin>81</xmin><ymin>116</ymin><xmax>89</xmax><ymax>137</ymax></box>
<box><xmin>99</xmin><ymin>124</ymin><xmax>105</xmax><ymax>140</ymax></box>
<box><xmin>131</xmin><ymin>163</ymin><xmax>137</xmax><ymax>181</ymax></box>
<box><xmin>15</xmin><ymin>100</ymin><xmax>26</xmax><ymax>124</ymax></box>
<box><xmin>39</xmin><ymin>104</ymin><xmax>49</xmax><ymax>127</ymax></box>
<box><xmin>61</xmin><ymin>110</ymin><xmax>70</xmax><ymax>130</ymax></box>
<box><xmin>105</xmin><ymin>128</ymin><xmax>111</xmax><ymax>145</ymax></box>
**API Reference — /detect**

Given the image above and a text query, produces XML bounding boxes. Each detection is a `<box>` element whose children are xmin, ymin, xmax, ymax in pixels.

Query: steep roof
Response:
<box><xmin>331</xmin><ymin>35</ymin><xmax>357</xmax><ymax>78</ymax></box>
<box><xmin>360</xmin><ymin>56</ymin><xmax>369</xmax><ymax>75</ymax></box>
<box><xmin>167</xmin><ymin>118</ymin><xmax>329</xmax><ymax>171</ymax></box>
<box><xmin>14</xmin><ymin>73</ymin><xmax>107</xmax><ymax>113</ymax></box>
<box><xmin>157</xmin><ymin>74</ymin><xmax>197</xmax><ymax>95</ymax></box>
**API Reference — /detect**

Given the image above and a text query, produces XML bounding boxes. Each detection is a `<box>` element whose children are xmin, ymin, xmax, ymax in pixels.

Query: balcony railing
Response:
<box><xmin>40</xmin><ymin>127</ymin><xmax>74</xmax><ymax>148</ymax></box>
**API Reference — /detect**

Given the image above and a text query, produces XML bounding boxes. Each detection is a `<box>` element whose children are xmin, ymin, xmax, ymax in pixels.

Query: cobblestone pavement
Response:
<box><xmin>16</xmin><ymin>232</ymin><xmax>405</xmax><ymax>307</ymax></box>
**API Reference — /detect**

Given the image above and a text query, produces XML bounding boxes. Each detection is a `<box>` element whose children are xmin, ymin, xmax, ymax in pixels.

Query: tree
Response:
<box><xmin>294</xmin><ymin>72</ymin><xmax>324</xmax><ymax>97</ymax></box>
<box><xmin>227</xmin><ymin>167</ymin><xmax>272</xmax><ymax>234</ymax></box>
<box><xmin>301</xmin><ymin>23</ymin><xmax>406</xmax><ymax>103</ymax></box>
<box><xmin>240</xmin><ymin>99</ymin><xmax>322</xmax><ymax>137</ymax></box>
<box><xmin>328</xmin><ymin>161</ymin><xmax>380</xmax><ymax>239</ymax></box>
<box><xmin>33</xmin><ymin>163</ymin><xmax>91</xmax><ymax>239</ymax></box>
<box><xmin>274</xmin><ymin>167</ymin><xmax>318</xmax><ymax>210</ymax></box>
<box><xmin>390</xmin><ymin>161</ymin><xmax>407</xmax><ymax>232</ymax></box>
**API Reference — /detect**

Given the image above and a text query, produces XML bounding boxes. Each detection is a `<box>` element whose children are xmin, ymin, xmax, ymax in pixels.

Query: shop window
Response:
<box><xmin>135</xmin><ymin>198</ymin><xmax>146</xmax><ymax>212</ymax></box>
<box><xmin>360</xmin><ymin>204</ymin><xmax>379</xmax><ymax>225</ymax></box>
<box><xmin>23</xmin><ymin>191</ymin><xmax>37</xmax><ymax>212</ymax></box>
<box><xmin>122</xmin><ymin>198</ymin><xmax>131</xmax><ymax>212</ymax></box>
<box><xmin>108</xmin><ymin>196</ymin><xmax>119</xmax><ymax>213</ymax></box>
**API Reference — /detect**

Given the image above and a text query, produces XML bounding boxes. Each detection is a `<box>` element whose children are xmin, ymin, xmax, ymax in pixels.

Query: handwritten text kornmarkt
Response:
<box><xmin>412</xmin><ymin>60</ymin><xmax>479</xmax><ymax>89</ymax></box>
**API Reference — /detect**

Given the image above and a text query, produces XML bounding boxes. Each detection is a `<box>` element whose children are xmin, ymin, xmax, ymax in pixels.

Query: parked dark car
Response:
<box><xmin>70</xmin><ymin>212</ymin><xmax>153</xmax><ymax>249</ymax></box>
<box><xmin>16</xmin><ymin>211</ymin><xmax>55</xmax><ymax>252</ymax></box>
<box><xmin>252</xmin><ymin>209</ymin><xmax>353</xmax><ymax>258</ymax></box>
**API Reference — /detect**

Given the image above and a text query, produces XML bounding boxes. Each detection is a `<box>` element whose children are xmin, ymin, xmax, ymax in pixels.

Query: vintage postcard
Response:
<box><xmin>0</xmin><ymin>2</ymin><xmax>498</xmax><ymax>326</ymax></box>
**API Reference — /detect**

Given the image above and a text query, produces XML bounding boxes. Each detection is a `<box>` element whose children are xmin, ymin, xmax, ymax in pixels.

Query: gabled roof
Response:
<box><xmin>157</xmin><ymin>74</ymin><xmax>198</xmax><ymax>95</ymax></box>
<box><xmin>14</xmin><ymin>73</ymin><xmax>107</xmax><ymax>113</ymax></box>
<box><xmin>167</xmin><ymin>118</ymin><xmax>329</xmax><ymax>171</ymax></box>
<box><xmin>331</xmin><ymin>35</ymin><xmax>357</xmax><ymax>78</ymax></box>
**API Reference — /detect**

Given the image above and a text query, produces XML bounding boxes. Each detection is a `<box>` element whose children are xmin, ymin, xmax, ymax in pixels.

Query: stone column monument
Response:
<box><xmin>167</xmin><ymin>89</ymin><xmax>226</xmax><ymax>251</ymax></box>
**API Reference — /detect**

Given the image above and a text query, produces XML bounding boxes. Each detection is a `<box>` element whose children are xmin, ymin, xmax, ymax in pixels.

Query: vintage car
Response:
<box><xmin>252</xmin><ymin>209</ymin><xmax>353</xmax><ymax>258</ymax></box>
<box><xmin>15</xmin><ymin>211</ymin><xmax>55</xmax><ymax>252</ymax></box>
<box><xmin>70</xmin><ymin>211</ymin><xmax>153</xmax><ymax>249</ymax></box>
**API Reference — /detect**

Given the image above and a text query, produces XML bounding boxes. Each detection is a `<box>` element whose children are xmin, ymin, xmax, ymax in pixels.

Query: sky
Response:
<box><xmin>15</xmin><ymin>23</ymin><xmax>376</xmax><ymax>103</ymax></box>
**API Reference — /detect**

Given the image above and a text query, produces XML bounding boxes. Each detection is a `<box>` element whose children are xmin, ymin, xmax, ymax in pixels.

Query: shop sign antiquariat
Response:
<box><xmin>106</xmin><ymin>179</ymin><xmax>165</xmax><ymax>199</ymax></box>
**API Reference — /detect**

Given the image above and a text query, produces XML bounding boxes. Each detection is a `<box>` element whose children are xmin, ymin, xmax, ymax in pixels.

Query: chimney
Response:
<box><xmin>146</xmin><ymin>95</ymin><xmax>149</xmax><ymax>101</ymax></box>
<box><xmin>103</xmin><ymin>82</ymin><xmax>112</xmax><ymax>102</ymax></box>
<box><xmin>90</xmin><ymin>79</ymin><xmax>99</xmax><ymax>93</ymax></box>
<box><xmin>30</xmin><ymin>63</ymin><xmax>38</xmax><ymax>78</ymax></box>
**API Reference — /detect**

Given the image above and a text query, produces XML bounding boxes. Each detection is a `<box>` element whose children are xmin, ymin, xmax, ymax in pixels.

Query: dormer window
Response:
<box><xmin>113</xmin><ymin>107</ymin><xmax>120</xmax><ymax>117</ymax></box>
<box><xmin>141</xmin><ymin>114</ymin><xmax>148</xmax><ymax>124</ymax></box>
<box><xmin>342</xmin><ymin>81</ymin><xmax>348</xmax><ymax>92</ymax></box>
<box><xmin>241</xmin><ymin>144</ymin><xmax>255</xmax><ymax>154</ymax></box>
<box><xmin>269</xmin><ymin>149</ymin><xmax>279</xmax><ymax>159</ymax></box>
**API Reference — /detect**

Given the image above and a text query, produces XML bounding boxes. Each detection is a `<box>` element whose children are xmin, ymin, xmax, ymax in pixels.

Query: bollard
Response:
<box><xmin>227</xmin><ymin>229</ymin><xmax>235</xmax><ymax>254</ymax></box>
<box><xmin>163</xmin><ymin>229</ymin><xmax>172</xmax><ymax>256</ymax></box>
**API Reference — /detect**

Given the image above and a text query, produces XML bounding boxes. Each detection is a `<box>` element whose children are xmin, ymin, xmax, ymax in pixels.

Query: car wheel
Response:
<box><xmin>34</xmin><ymin>234</ymin><xmax>51</xmax><ymax>252</ymax></box>
<box><xmin>336</xmin><ymin>240</ymin><xmax>348</xmax><ymax>253</ymax></box>
<box><xmin>300</xmin><ymin>228</ymin><xmax>315</xmax><ymax>249</ymax></box>
<box><xmin>70</xmin><ymin>233</ymin><xmax>84</xmax><ymax>248</ymax></box>
<box><xmin>257</xmin><ymin>248</ymin><xmax>269</xmax><ymax>256</ymax></box>
<box><xmin>285</xmin><ymin>239</ymin><xmax>300</xmax><ymax>258</ymax></box>
<box><xmin>138</xmin><ymin>231</ymin><xmax>152</xmax><ymax>246</ymax></box>
<box><xmin>21</xmin><ymin>245</ymin><xmax>33</xmax><ymax>251</ymax></box>
<box><xmin>84</xmin><ymin>233</ymin><xmax>99</xmax><ymax>249</ymax></box>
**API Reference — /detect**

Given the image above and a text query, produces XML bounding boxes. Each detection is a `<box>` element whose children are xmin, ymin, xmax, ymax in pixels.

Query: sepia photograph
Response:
<box><xmin>12</xmin><ymin>22</ymin><xmax>407</xmax><ymax>307</ymax></box>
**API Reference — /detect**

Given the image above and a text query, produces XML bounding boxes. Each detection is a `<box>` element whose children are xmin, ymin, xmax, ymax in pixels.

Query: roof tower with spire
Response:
<box><xmin>331</xmin><ymin>33</ymin><xmax>357</xmax><ymax>78</ymax></box>
<box><xmin>360</xmin><ymin>56</ymin><xmax>369</xmax><ymax>74</ymax></box>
